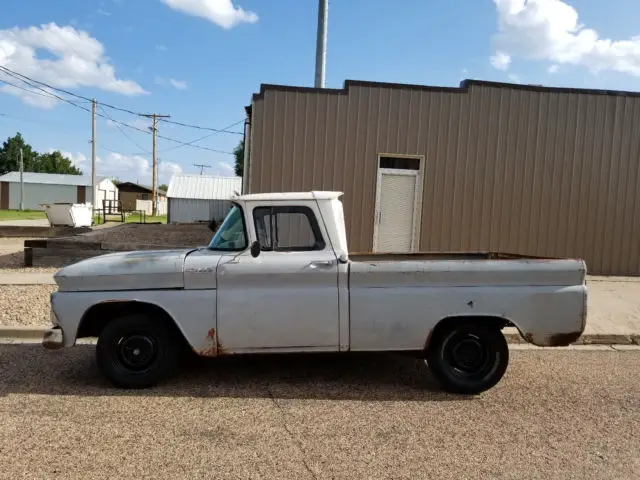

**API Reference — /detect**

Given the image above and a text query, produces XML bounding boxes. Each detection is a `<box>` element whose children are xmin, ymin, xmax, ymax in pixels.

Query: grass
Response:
<box><xmin>93</xmin><ymin>213</ymin><xmax>168</xmax><ymax>225</ymax></box>
<box><xmin>1</xmin><ymin>209</ymin><xmax>166</xmax><ymax>225</ymax></box>
<box><xmin>0</xmin><ymin>209</ymin><xmax>47</xmax><ymax>221</ymax></box>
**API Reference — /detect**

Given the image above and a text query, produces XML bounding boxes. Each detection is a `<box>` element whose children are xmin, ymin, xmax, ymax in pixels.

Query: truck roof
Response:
<box><xmin>232</xmin><ymin>191</ymin><xmax>344</xmax><ymax>202</ymax></box>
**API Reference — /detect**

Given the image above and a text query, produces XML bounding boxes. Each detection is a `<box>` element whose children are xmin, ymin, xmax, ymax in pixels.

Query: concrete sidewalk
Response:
<box><xmin>0</xmin><ymin>272</ymin><xmax>55</xmax><ymax>285</ymax></box>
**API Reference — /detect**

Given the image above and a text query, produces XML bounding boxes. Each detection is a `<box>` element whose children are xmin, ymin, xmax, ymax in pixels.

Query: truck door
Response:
<box><xmin>216</xmin><ymin>204</ymin><xmax>340</xmax><ymax>353</ymax></box>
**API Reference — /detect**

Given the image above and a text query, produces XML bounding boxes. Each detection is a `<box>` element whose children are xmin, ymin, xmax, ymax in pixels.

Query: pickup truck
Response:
<box><xmin>43</xmin><ymin>191</ymin><xmax>588</xmax><ymax>394</ymax></box>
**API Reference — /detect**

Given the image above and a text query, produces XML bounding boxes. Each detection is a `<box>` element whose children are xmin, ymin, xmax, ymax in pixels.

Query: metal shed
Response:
<box><xmin>244</xmin><ymin>78</ymin><xmax>640</xmax><ymax>276</ymax></box>
<box><xmin>166</xmin><ymin>174</ymin><xmax>242</xmax><ymax>224</ymax></box>
<box><xmin>0</xmin><ymin>172</ymin><xmax>117</xmax><ymax>210</ymax></box>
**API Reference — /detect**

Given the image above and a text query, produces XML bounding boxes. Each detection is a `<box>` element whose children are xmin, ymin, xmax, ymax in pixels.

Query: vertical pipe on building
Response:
<box><xmin>314</xmin><ymin>0</ymin><xmax>328</xmax><ymax>88</ymax></box>
<box><xmin>242</xmin><ymin>111</ymin><xmax>252</xmax><ymax>194</ymax></box>
<box><xmin>19</xmin><ymin>148</ymin><xmax>24</xmax><ymax>211</ymax></box>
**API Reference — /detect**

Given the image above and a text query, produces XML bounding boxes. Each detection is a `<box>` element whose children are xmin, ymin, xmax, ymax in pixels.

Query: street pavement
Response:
<box><xmin>0</xmin><ymin>345</ymin><xmax>638</xmax><ymax>479</ymax></box>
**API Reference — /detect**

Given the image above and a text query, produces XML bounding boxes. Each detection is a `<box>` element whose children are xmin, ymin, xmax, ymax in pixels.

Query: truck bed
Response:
<box><xmin>349</xmin><ymin>251</ymin><xmax>556</xmax><ymax>262</ymax></box>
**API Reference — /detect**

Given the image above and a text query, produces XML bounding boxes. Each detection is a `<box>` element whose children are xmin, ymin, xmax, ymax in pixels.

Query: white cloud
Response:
<box><xmin>161</xmin><ymin>0</ymin><xmax>258</xmax><ymax>29</ymax></box>
<box><xmin>548</xmin><ymin>64</ymin><xmax>559</xmax><ymax>74</ymax></box>
<box><xmin>218</xmin><ymin>162</ymin><xmax>234</xmax><ymax>175</ymax></box>
<box><xmin>57</xmin><ymin>150</ymin><xmax>88</xmax><ymax>168</ymax></box>
<box><xmin>492</xmin><ymin>0</ymin><xmax>640</xmax><ymax>77</ymax></box>
<box><xmin>508</xmin><ymin>73</ymin><xmax>521</xmax><ymax>83</ymax></box>
<box><xmin>0</xmin><ymin>23</ymin><xmax>147</xmax><ymax>109</ymax></box>
<box><xmin>169</xmin><ymin>78</ymin><xmax>188</xmax><ymax>90</ymax></box>
<box><xmin>52</xmin><ymin>148</ymin><xmax>183</xmax><ymax>184</ymax></box>
<box><xmin>490</xmin><ymin>51</ymin><xmax>511</xmax><ymax>70</ymax></box>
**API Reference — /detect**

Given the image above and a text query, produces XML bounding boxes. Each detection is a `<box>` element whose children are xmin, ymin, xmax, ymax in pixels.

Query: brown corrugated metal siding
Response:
<box><xmin>247</xmin><ymin>79</ymin><xmax>640</xmax><ymax>275</ymax></box>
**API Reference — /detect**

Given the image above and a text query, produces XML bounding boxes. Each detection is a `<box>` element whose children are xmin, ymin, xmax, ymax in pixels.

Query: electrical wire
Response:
<box><xmin>157</xmin><ymin>117</ymin><xmax>244</xmax><ymax>135</ymax></box>
<box><xmin>98</xmin><ymin>106</ymin><xmax>151</xmax><ymax>153</ymax></box>
<box><xmin>0</xmin><ymin>65</ymin><xmax>244</xmax><ymax>135</ymax></box>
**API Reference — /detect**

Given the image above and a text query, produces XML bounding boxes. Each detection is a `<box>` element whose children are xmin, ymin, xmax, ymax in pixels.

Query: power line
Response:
<box><xmin>0</xmin><ymin>67</ymin><xmax>91</xmax><ymax>113</ymax></box>
<box><xmin>158</xmin><ymin>118</ymin><xmax>243</xmax><ymax>135</ymax></box>
<box><xmin>98</xmin><ymin>106</ymin><xmax>151</xmax><ymax>153</ymax></box>
<box><xmin>0</xmin><ymin>78</ymin><xmax>63</xmax><ymax>102</ymax></box>
<box><xmin>0</xmin><ymin>65</ymin><xmax>244</xmax><ymax>135</ymax></box>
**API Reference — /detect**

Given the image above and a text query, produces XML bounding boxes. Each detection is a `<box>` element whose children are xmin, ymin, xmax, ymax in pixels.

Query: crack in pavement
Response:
<box><xmin>267</xmin><ymin>387</ymin><xmax>318</xmax><ymax>480</ymax></box>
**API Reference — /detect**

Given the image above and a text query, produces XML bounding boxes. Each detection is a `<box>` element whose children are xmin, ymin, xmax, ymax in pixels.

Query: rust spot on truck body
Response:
<box><xmin>194</xmin><ymin>327</ymin><xmax>229</xmax><ymax>357</ymax></box>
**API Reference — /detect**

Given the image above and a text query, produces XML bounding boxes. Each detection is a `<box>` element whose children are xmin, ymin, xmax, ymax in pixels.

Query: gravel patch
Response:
<box><xmin>67</xmin><ymin>223</ymin><xmax>213</xmax><ymax>246</ymax></box>
<box><xmin>0</xmin><ymin>349</ymin><xmax>637</xmax><ymax>479</ymax></box>
<box><xmin>0</xmin><ymin>237</ymin><xmax>59</xmax><ymax>272</ymax></box>
<box><xmin>0</xmin><ymin>285</ymin><xmax>56</xmax><ymax>326</ymax></box>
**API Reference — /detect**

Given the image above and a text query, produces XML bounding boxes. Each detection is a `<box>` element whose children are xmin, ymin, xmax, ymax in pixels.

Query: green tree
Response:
<box><xmin>234</xmin><ymin>138</ymin><xmax>244</xmax><ymax>177</ymax></box>
<box><xmin>159</xmin><ymin>184</ymin><xmax>168</xmax><ymax>192</ymax></box>
<box><xmin>37</xmin><ymin>151</ymin><xmax>83</xmax><ymax>175</ymax></box>
<box><xmin>0</xmin><ymin>133</ymin><xmax>39</xmax><ymax>174</ymax></box>
<box><xmin>0</xmin><ymin>133</ymin><xmax>82</xmax><ymax>175</ymax></box>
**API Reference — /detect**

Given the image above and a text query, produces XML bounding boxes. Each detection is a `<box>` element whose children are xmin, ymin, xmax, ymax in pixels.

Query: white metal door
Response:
<box><xmin>216</xmin><ymin>251</ymin><xmax>340</xmax><ymax>352</ymax></box>
<box><xmin>373</xmin><ymin>168</ymin><xmax>420</xmax><ymax>252</ymax></box>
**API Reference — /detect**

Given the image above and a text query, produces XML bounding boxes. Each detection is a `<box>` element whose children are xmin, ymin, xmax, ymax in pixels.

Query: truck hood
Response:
<box><xmin>54</xmin><ymin>248</ymin><xmax>197</xmax><ymax>292</ymax></box>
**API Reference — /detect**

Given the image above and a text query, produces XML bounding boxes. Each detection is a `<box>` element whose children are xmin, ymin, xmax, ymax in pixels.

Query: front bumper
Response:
<box><xmin>43</xmin><ymin>304</ymin><xmax>63</xmax><ymax>350</ymax></box>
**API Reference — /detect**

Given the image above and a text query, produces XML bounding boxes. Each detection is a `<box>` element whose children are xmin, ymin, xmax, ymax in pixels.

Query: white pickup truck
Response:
<box><xmin>44</xmin><ymin>191</ymin><xmax>588</xmax><ymax>394</ymax></box>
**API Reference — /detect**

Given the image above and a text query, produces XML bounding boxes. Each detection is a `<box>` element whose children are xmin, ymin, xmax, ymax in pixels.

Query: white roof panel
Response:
<box><xmin>167</xmin><ymin>174</ymin><xmax>242</xmax><ymax>200</ymax></box>
<box><xmin>0</xmin><ymin>171</ymin><xmax>105</xmax><ymax>186</ymax></box>
<box><xmin>234</xmin><ymin>191</ymin><xmax>344</xmax><ymax>201</ymax></box>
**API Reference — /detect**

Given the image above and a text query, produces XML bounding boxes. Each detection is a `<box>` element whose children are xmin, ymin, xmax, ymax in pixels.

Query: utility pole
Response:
<box><xmin>19</xmin><ymin>148</ymin><xmax>24</xmax><ymax>211</ymax></box>
<box><xmin>142</xmin><ymin>113</ymin><xmax>170</xmax><ymax>215</ymax></box>
<box><xmin>314</xmin><ymin>0</ymin><xmax>328</xmax><ymax>88</ymax></box>
<box><xmin>91</xmin><ymin>99</ymin><xmax>97</xmax><ymax>211</ymax></box>
<box><xmin>193</xmin><ymin>163</ymin><xmax>212</xmax><ymax>175</ymax></box>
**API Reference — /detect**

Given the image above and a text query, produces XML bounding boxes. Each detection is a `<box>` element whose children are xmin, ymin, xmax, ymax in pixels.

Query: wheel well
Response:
<box><xmin>424</xmin><ymin>315</ymin><xmax>514</xmax><ymax>352</ymax></box>
<box><xmin>77</xmin><ymin>301</ymin><xmax>187</xmax><ymax>345</ymax></box>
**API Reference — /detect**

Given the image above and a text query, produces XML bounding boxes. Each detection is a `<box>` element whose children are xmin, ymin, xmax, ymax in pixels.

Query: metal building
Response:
<box><xmin>0</xmin><ymin>172</ymin><xmax>117</xmax><ymax>210</ymax></box>
<box><xmin>243</xmin><ymin>79</ymin><xmax>640</xmax><ymax>276</ymax></box>
<box><xmin>166</xmin><ymin>174</ymin><xmax>242</xmax><ymax>224</ymax></box>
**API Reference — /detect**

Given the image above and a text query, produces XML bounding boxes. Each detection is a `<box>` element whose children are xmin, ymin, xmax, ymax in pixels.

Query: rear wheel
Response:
<box><xmin>426</xmin><ymin>322</ymin><xmax>509</xmax><ymax>394</ymax></box>
<box><xmin>96</xmin><ymin>314</ymin><xmax>178</xmax><ymax>389</ymax></box>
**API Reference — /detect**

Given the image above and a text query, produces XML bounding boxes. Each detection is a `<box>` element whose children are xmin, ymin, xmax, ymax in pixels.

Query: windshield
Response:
<box><xmin>208</xmin><ymin>204</ymin><xmax>248</xmax><ymax>251</ymax></box>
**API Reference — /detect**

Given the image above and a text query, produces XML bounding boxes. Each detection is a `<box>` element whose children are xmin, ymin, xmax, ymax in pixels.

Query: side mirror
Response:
<box><xmin>208</xmin><ymin>218</ymin><xmax>218</xmax><ymax>232</ymax></box>
<box><xmin>250</xmin><ymin>240</ymin><xmax>261</xmax><ymax>258</ymax></box>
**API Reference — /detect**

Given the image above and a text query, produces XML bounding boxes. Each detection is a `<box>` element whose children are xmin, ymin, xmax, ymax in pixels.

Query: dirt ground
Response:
<box><xmin>0</xmin><ymin>346</ymin><xmax>638</xmax><ymax>479</ymax></box>
<box><xmin>67</xmin><ymin>223</ymin><xmax>213</xmax><ymax>246</ymax></box>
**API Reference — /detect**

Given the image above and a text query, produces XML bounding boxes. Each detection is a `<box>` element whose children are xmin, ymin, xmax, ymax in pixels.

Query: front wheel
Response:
<box><xmin>426</xmin><ymin>322</ymin><xmax>509</xmax><ymax>395</ymax></box>
<box><xmin>96</xmin><ymin>314</ymin><xmax>178</xmax><ymax>389</ymax></box>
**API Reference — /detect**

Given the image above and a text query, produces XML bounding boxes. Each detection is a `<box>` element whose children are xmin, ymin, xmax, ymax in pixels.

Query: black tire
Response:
<box><xmin>426</xmin><ymin>321</ymin><xmax>509</xmax><ymax>395</ymax></box>
<box><xmin>96</xmin><ymin>314</ymin><xmax>178</xmax><ymax>389</ymax></box>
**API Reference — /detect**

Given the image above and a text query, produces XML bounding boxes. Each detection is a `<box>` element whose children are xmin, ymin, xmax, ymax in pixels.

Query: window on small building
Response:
<box><xmin>379</xmin><ymin>156</ymin><xmax>420</xmax><ymax>170</ymax></box>
<box><xmin>140</xmin><ymin>193</ymin><xmax>149</xmax><ymax>200</ymax></box>
<box><xmin>253</xmin><ymin>206</ymin><xmax>325</xmax><ymax>252</ymax></box>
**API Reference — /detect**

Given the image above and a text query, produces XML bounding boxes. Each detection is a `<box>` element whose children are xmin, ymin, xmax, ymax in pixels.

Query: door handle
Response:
<box><xmin>308</xmin><ymin>260</ymin><xmax>335</xmax><ymax>269</ymax></box>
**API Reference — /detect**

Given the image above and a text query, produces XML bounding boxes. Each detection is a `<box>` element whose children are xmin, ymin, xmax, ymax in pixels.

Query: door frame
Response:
<box><xmin>372</xmin><ymin>153</ymin><xmax>425</xmax><ymax>253</ymax></box>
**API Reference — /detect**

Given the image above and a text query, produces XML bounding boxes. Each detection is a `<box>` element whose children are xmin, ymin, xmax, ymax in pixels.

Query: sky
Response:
<box><xmin>1</xmin><ymin>0</ymin><xmax>640</xmax><ymax>185</ymax></box>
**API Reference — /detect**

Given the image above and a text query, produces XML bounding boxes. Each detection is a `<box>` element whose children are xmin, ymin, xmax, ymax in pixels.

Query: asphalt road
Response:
<box><xmin>0</xmin><ymin>345</ymin><xmax>638</xmax><ymax>480</ymax></box>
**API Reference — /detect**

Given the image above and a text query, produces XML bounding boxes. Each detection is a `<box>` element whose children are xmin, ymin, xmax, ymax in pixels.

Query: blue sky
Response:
<box><xmin>1</xmin><ymin>0</ymin><xmax>640</xmax><ymax>184</ymax></box>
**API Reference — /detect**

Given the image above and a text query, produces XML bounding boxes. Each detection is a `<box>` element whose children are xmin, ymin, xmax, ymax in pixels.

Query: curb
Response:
<box><xmin>503</xmin><ymin>332</ymin><xmax>640</xmax><ymax>346</ymax></box>
<box><xmin>0</xmin><ymin>327</ymin><xmax>638</xmax><ymax>346</ymax></box>
<box><xmin>0</xmin><ymin>326</ymin><xmax>48</xmax><ymax>340</ymax></box>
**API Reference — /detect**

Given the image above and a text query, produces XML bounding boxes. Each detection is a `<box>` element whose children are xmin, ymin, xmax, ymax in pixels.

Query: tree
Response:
<box><xmin>0</xmin><ymin>133</ymin><xmax>82</xmax><ymax>175</ymax></box>
<box><xmin>159</xmin><ymin>184</ymin><xmax>168</xmax><ymax>192</ymax></box>
<box><xmin>0</xmin><ymin>133</ymin><xmax>38</xmax><ymax>174</ymax></box>
<box><xmin>37</xmin><ymin>151</ymin><xmax>83</xmax><ymax>175</ymax></box>
<box><xmin>234</xmin><ymin>138</ymin><xmax>244</xmax><ymax>177</ymax></box>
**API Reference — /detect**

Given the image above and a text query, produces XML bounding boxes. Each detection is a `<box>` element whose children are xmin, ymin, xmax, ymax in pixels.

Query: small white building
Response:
<box><xmin>166</xmin><ymin>174</ymin><xmax>242</xmax><ymax>224</ymax></box>
<box><xmin>0</xmin><ymin>172</ymin><xmax>118</xmax><ymax>211</ymax></box>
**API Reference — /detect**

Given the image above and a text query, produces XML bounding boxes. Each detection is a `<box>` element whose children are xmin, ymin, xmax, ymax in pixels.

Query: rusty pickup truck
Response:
<box><xmin>44</xmin><ymin>191</ymin><xmax>588</xmax><ymax>394</ymax></box>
